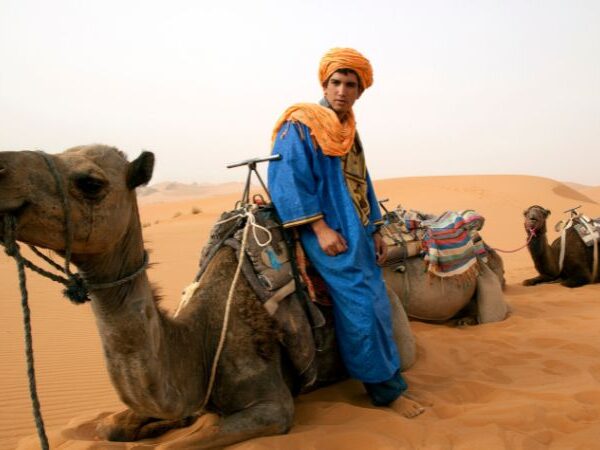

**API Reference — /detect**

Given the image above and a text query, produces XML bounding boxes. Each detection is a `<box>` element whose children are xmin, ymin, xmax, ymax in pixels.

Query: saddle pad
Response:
<box><xmin>573</xmin><ymin>216</ymin><xmax>600</xmax><ymax>247</ymax></box>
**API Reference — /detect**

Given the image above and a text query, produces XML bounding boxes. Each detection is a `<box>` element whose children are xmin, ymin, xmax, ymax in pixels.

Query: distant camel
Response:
<box><xmin>0</xmin><ymin>145</ymin><xmax>421</xmax><ymax>449</ymax></box>
<box><xmin>523</xmin><ymin>205</ymin><xmax>599</xmax><ymax>287</ymax></box>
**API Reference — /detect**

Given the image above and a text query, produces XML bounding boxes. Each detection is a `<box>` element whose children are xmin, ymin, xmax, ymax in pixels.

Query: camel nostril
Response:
<box><xmin>0</xmin><ymin>166</ymin><xmax>6</xmax><ymax>178</ymax></box>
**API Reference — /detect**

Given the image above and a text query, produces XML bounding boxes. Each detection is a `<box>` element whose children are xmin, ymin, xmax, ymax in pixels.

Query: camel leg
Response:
<box><xmin>523</xmin><ymin>274</ymin><xmax>558</xmax><ymax>286</ymax></box>
<box><xmin>157</xmin><ymin>399</ymin><xmax>295</xmax><ymax>449</ymax></box>
<box><xmin>475</xmin><ymin>262</ymin><xmax>509</xmax><ymax>324</ymax></box>
<box><xmin>96</xmin><ymin>408</ymin><xmax>194</xmax><ymax>441</ymax></box>
<box><xmin>386</xmin><ymin>286</ymin><xmax>416</xmax><ymax>371</ymax></box>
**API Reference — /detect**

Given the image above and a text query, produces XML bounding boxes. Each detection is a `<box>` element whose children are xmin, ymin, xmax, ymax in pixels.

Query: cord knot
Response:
<box><xmin>63</xmin><ymin>274</ymin><xmax>91</xmax><ymax>304</ymax></box>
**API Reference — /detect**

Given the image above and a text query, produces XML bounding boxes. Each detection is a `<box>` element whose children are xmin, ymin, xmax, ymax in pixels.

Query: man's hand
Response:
<box><xmin>374</xmin><ymin>231</ymin><xmax>387</xmax><ymax>264</ymax></box>
<box><xmin>311</xmin><ymin>219</ymin><xmax>348</xmax><ymax>256</ymax></box>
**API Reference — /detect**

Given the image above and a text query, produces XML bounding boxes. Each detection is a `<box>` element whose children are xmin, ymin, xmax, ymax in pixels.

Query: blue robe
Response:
<box><xmin>268</xmin><ymin>121</ymin><xmax>400</xmax><ymax>383</ymax></box>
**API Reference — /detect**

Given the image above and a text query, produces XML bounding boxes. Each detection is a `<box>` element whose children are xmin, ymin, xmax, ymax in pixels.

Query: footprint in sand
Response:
<box><xmin>542</xmin><ymin>360</ymin><xmax>578</xmax><ymax>376</ymax></box>
<box><xmin>587</xmin><ymin>364</ymin><xmax>600</xmax><ymax>383</ymax></box>
<box><xmin>529</xmin><ymin>337</ymin><xmax>565</xmax><ymax>348</ymax></box>
<box><xmin>561</xmin><ymin>342</ymin><xmax>600</xmax><ymax>358</ymax></box>
<box><xmin>568</xmin><ymin>392</ymin><xmax>600</xmax><ymax>422</ymax></box>
<box><xmin>482</xmin><ymin>368</ymin><xmax>512</xmax><ymax>384</ymax></box>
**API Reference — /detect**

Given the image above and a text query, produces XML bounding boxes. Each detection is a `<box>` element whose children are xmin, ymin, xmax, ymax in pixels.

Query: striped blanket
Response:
<box><xmin>402</xmin><ymin>209</ymin><xmax>486</xmax><ymax>278</ymax></box>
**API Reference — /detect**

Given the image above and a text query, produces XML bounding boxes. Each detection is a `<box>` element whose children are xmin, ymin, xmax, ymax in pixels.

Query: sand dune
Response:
<box><xmin>2</xmin><ymin>174</ymin><xmax>600</xmax><ymax>449</ymax></box>
<box><xmin>137</xmin><ymin>181</ymin><xmax>245</xmax><ymax>205</ymax></box>
<box><xmin>581</xmin><ymin>186</ymin><xmax>600</xmax><ymax>204</ymax></box>
<box><xmin>565</xmin><ymin>182</ymin><xmax>600</xmax><ymax>204</ymax></box>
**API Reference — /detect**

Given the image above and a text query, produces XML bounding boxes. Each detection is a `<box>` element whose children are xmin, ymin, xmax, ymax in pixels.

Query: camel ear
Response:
<box><xmin>544</xmin><ymin>209</ymin><xmax>551</xmax><ymax>217</ymax></box>
<box><xmin>127</xmin><ymin>151</ymin><xmax>154</xmax><ymax>189</ymax></box>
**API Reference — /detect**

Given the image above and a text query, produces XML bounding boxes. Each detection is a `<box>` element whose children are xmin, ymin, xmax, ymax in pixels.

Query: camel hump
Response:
<box><xmin>198</xmin><ymin>203</ymin><xmax>325</xmax><ymax>390</ymax></box>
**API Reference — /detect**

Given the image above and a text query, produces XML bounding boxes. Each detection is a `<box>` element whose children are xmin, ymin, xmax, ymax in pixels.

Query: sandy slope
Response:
<box><xmin>2</xmin><ymin>175</ymin><xmax>600</xmax><ymax>450</ymax></box>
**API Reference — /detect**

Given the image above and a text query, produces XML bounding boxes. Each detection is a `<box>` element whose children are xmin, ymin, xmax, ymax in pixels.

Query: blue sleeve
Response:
<box><xmin>268</xmin><ymin>122</ymin><xmax>324</xmax><ymax>228</ymax></box>
<box><xmin>366</xmin><ymin>170</ymin><xmax>384</xmax><ymax>229</ymax></box>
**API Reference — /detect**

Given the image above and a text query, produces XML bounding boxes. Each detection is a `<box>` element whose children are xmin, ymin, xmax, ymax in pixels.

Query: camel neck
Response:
<box><xmin>77</xmin><ymin>201</ymin><xmax>210</xmax><ymax>418</ymax></box>
<box><xmin>528</xmin><ymin>232</ymin><xmax>559</xmax><ymax>276</ymax></box>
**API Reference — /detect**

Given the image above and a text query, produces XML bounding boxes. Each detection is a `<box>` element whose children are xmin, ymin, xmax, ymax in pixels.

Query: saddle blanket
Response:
<box><xmin>399</xmin><ymin>209</ymin><xmax>487</xmax><ymax>278</ymax></box>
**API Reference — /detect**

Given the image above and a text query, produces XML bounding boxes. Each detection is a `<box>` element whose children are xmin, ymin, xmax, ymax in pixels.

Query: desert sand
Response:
<box><xmin>2</xmin><ymin>174</ymin><xmax>600</xmax><ymax>450</ymax></box>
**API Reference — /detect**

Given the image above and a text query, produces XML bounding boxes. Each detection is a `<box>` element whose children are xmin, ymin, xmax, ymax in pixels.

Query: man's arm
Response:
<box><xmin>365</xmin><ymin>170</ymin><xmax>387</xmax><ymax>263</ymax></box>
<box><xmin>373</xmin><ymin>230</ymin><xmax>387</xmax><ymax>264</ymax></box>
<box><xmin>268</xmin><ymin>122</ymin><xmax>324</xmax><ymax>227</ymax></box>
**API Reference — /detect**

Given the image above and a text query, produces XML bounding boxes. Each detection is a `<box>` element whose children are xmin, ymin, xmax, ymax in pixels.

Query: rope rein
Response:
<box><xmin>0</xmin><ymin>151</ymin><xmax>148</xmax><ymax>450</ymax></box>
<box><xmin>3</xmin><ymin>216</ymin><xmax>49</xmax><ymax>450</ymax></box>
<box><xmin>198</xmin><ymin>205</ymin><xmax>272</xmax><ymax>413</ymax></box>
<box><xmin>492</xmin><ymin>227</ymin><xmax>537</xmax><ymax>254</ymax></box>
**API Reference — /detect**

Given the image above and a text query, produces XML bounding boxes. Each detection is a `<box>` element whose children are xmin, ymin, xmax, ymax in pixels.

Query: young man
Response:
<box><xmin>268</xmin><ymin>48</ymin><xmax>424</xmax><ymax>418</ymax></box>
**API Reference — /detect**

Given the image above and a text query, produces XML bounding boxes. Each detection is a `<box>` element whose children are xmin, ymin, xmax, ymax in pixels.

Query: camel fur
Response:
<box><xmin>0</xmin><ymin>145</ymin><xmax>417</xmax><ymax>448</ymax></box>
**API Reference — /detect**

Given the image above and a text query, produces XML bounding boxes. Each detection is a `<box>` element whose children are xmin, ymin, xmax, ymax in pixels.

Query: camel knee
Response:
<box><xmin>265</xmin><ymin>401</ymin><xmax>295</xmax><ymax>434</ymax></box>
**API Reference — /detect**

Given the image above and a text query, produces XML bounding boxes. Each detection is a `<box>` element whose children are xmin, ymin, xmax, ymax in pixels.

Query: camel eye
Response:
<box><xmin>74</xmin><ymin>175</ymin><xmax>107</xmax><ymax>199</ymax></box>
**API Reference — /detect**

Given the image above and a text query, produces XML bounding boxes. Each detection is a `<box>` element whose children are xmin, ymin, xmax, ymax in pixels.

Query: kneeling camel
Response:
<box><xmin>0</xmin><ymin>145</ymin><xmax>422</xmax><ymax>449</ymax></box>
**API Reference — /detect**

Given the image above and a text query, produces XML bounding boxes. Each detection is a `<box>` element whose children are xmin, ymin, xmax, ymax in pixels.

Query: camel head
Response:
<box><xmin>523</xmin><ymin>205</ymin><xmax>551</xmax><ymax>234</ymax></box>
<box><xmin>0</xmin><ymin>145</ymin><xmax>154</xmax><ymax>255</ymax></box>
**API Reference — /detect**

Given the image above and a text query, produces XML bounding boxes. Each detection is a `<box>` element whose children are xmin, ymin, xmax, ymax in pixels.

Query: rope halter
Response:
<box><xmin>1</xmin><ymin>151</ymin><xmax>148</xmax><ymax>303</ymax></box>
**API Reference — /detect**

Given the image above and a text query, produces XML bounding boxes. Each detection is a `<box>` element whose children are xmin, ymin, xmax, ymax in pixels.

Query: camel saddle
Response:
<box><xmin>195</xmin><ymin>204</ymin><xmax>327</xmax><ymax>392</ymax></box>
<box><xmin>379</xmin><ymin>214</ymin><xmax>425</xmax><ymax>267</ymax></box>
<box><xmin>557</xmin><ymin>215</ymin><xmax>600</xmax><ymax>247</ymax></box>
<box><xmin>379</xmin><ymin>206</ymin><xmax>489</xmax><ymax>278</ymax></box>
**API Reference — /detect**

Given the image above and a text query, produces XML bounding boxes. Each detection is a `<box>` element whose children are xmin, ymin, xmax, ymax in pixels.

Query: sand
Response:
<box><xmin>2</xmin><ymin>174</ymin><xmax>600</xmax><ymax>450</ymax></box>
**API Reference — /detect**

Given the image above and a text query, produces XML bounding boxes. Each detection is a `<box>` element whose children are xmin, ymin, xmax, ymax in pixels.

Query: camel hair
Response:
<box><xmin>0</xmin><ymin>145</ymin><xmax>425</xmax><ymax>449</ymax></box>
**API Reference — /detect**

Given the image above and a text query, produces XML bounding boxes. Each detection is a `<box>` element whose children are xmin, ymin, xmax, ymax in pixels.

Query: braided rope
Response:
<box><xmin>198</xmin><ymin>207</ymin><xmax>253</xmax><ymax>413</ymax></box>
<box><xmin>492</xmin><ymin>228</ymin><xmax>537</xmax><ymax>254</ymax></box>
<box><xmin>3</xmin><ymin>216</ymin><xmax>49</xmax><ymax>450</ymax></box>
<box><xmin>38</xmin><ymin>151</ymin><xmax>74</xmax><ymax>278</ymax></box>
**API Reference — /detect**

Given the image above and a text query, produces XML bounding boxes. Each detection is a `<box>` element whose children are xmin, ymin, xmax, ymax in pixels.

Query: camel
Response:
<box><xmin>0</xmin><ymin>145</ymin><xmax>422</xmax><ymax>449</ymax></box>
<box><xmin>382</xmin><ymin>243</ymin><xmax>508</xmax><ymax>325</ymax></box>
<box><xmin>523</xmin><ymin>205</ymin><xmax>599</xmax><ymax>287</ymax></box>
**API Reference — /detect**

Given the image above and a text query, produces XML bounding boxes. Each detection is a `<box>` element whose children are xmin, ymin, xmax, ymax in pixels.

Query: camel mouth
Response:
<box><xmin>0</xmin><ymin>200</ymin><xmax>28</xmax><ymax>224</ymax></box>
<box><xmin>0</xmin><ymin>201</ymin><xmax>26</xmax><ymax>215</ymax></box>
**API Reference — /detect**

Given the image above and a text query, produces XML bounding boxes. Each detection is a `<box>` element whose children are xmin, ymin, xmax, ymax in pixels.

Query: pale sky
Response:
<box><xmin>1</xmin><ymin>0</ymin><xmax>598</xmax><ymax>185</ymax></box>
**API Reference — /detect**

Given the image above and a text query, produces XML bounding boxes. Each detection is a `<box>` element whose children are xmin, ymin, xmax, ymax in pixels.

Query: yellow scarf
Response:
<box><xmin>271</xmin><ymin>103</ymin><xmax>355</xmax><ymax>157</ymax></box>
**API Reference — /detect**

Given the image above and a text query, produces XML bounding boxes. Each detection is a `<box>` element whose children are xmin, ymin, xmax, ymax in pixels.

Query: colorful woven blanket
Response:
<box><xmin>399</xmin><ymin>209</ymin><xmax>486</xmax><ymax>278</ymax></box>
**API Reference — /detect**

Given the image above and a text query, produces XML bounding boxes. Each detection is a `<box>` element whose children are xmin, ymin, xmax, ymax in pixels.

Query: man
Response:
<box><xmin>268</xmin><ymin>48</ymin><xmax>424</xmax><ymax>418</ymax></box>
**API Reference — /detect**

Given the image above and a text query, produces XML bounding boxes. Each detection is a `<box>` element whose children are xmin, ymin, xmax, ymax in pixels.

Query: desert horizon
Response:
<box><xmin>1</xmin><ymin>172</ymin><xmax>599</xmax><ymax>449</ymax></box>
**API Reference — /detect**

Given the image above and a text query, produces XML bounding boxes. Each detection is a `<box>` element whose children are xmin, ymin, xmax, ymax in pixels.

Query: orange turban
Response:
<box><xmin>318</xmin><ymin>47</ymin><xmax>373</xmax><ymax>91</ymax></box>
<box><xmin>271</xmin><ymin>48</ymin><xmax>372</xmax><ymax>157</ymax></box>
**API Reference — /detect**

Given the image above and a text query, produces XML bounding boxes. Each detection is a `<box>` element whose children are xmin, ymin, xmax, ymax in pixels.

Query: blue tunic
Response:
<box><xmin>268</xmin><ymin>121</ymin><xmax>400</xmax><ymax>383</ymax></box>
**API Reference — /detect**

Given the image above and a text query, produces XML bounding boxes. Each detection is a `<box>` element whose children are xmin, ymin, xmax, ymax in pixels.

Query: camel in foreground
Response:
<box><xmin>0</xmin><ymin>145</ymin><xmax>421</xmax><ymax>449</ymax></box>
<box><xmin>523</xmin><ymin>205</ymin><xmax>599</xmax><ymax>287</ymax></box>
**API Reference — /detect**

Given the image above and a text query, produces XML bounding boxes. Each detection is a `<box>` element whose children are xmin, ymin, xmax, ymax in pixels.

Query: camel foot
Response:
<box><xmin>523</xmin><ymin>275</ymin><xmax>558</xmax><ymax>286</ymax></box>
<box><xmin>522</xmin><ymin>277</ymin><xmax>540</xmax><ymax>286</ymax></box>
<box><xmin>96</xmin><ymin>409</ymin><xmax>195</xmax><ymax>441</ymax></box>
<box><xmin>390</xmin><ymin>395</ymin><xmax>426</xmax><ymax>418</ymax></box>
<box><xmin>561</xmin><ymin>278</ymin><xmax>587</xmax><ymax>288</ymax></box>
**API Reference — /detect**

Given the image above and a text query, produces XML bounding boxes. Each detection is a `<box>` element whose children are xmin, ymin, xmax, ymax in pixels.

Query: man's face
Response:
<box><xmin>323</xmin><ymin>71</ymin><xmax>361</xmax><ymax>118</ymax></box>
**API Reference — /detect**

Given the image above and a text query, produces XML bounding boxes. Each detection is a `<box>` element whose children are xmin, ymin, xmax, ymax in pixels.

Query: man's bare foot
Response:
<box><xmin>390</xmin><ymin>395</ymin><xmax>426</xmax><ymax>418</ymax></box>
<box><xmin>403</xmin><ymin>391</ymin><xmax>434</xmax><ymax>407</ymax></box>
